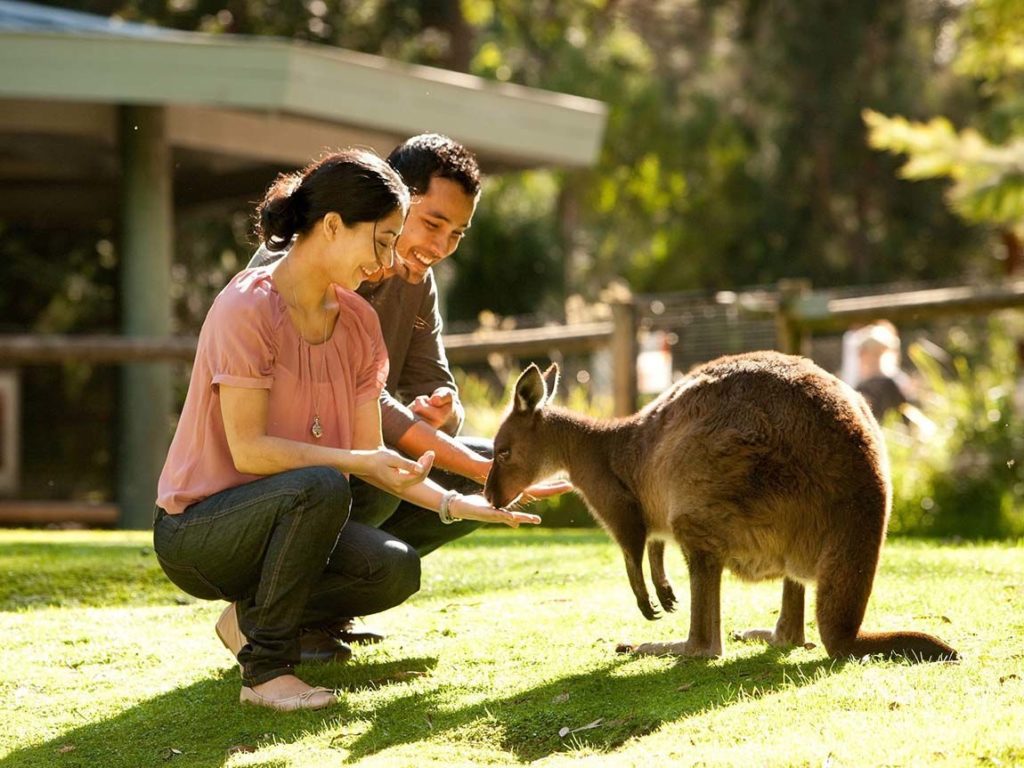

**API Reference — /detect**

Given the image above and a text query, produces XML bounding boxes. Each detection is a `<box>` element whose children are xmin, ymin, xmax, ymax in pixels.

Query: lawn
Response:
<box><xmin>1</xmin><ymin>528</ymin><xmax>1022</xmax><ymax>768</ymax></box>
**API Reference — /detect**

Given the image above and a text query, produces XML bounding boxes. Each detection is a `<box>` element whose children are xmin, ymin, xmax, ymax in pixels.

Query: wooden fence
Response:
<box><xmin>3</xmin><ymin>278</ymin><xmax>1024</xmax><ymax>525</ymax></box>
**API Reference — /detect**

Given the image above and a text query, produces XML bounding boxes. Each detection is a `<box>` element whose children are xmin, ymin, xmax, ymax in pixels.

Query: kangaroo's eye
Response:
<box><xmin>496</xmin><ymin>449</ymin><xmax>511</xmax><ymax>463</ymax></box>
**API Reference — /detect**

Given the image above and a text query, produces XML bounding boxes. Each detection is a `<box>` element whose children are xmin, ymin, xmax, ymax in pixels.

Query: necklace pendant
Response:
<box><xmin>311</xmin><ymin>415</ymin><xmax>324</xmax><ymax>439</ymax></box>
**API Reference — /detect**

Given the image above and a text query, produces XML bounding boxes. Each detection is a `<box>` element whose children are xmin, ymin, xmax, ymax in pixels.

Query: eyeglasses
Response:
<box><xmin>372</xmin><ymin>219</ymin><xmax>398</xmax><ymax>269</ymax></box>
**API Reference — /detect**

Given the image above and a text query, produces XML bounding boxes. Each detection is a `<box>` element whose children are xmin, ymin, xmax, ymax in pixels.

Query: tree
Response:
<box><xmin>456</xmin><ymin>0</ymin><xmax>981</xmax><ymax>301</ymax></box>
<box><xmin>866</xmin><ymin>0</ymin><xmax>1024</xmax><ymax>272</ymax></box>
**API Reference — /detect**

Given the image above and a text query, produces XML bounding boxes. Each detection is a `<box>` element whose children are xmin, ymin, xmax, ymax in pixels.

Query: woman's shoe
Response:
<box><xmin>218</xmin><ymin>605</ymin><xmax>352</xmax><ymax>664</ymax></box>
<box><xmin>239</xmin><ymin>684</ymin><xmax>338</xmax><ymax>712</ymax></box>
<box><xmin>215</xmin><ymin>602</ymin><xmax>246</xmax><ymax>658</ymax></box>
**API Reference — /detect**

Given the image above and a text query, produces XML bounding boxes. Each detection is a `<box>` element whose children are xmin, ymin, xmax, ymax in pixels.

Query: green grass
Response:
<box><xmin>1</xmin><ymin>529</ymin><xmax>1022</xmax><ymax>768</ymax></box>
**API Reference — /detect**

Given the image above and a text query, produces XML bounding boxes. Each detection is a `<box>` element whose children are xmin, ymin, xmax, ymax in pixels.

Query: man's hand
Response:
<box><xmin>410</xmin><ymin>386</ymin><xmax>461</xmax><ymax>430</ymax></box>
<box><xmin>519</xmin><ymin>479</ymin><xmax>574</xmax><ymax>503</ymax></box>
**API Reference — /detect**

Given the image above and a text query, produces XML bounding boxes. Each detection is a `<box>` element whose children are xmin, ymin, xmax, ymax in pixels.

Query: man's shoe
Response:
<box><xmin>329</xmin><ymin>618</ymin><xmax>386</xmax><ymax>645</ymax></box>
<box><xmin>299</xmin><ymin>629</ymin><xmax>353</xmax><ymax>663</ymax></box>
<box><xmin>215</xmin><ymin>602</ymin><xmax>246</xmax><ymax>658</ymax></box>
<box><xmin>239</xmin><ymin>685</ymin><xmax>337</xmax><ymax>712</ymax></box>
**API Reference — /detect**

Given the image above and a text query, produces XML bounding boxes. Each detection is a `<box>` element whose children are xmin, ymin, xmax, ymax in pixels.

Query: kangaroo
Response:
<box><xmin>484</xmin><ymin>352</ymin><xmax>958</xmax><ymax>661</ymax></box>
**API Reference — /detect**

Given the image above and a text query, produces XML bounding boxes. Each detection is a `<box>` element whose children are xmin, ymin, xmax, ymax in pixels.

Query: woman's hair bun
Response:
<box><xmin>253</xmin><ymin>150</ymin><xmax>409</xmax><ymax>253</ymax></box>
<box><xmin>256</xmin><ymin>173</ymin><xmax>307</xmax><ymax>252</ymax></box>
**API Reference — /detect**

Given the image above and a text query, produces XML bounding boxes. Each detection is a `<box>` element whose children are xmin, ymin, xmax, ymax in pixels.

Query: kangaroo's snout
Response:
<box><xmin>482</xmin><ymin>476</ymin><xmax>499</xmax><ymax>507</ymax></box>
<box><xmin>482</xmin><ymin>467</ymin><xmax>518</xmax><ymax>509</ymax></box>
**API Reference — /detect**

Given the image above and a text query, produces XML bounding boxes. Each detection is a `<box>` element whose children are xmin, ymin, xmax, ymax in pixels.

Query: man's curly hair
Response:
<box><xmin>386</xmin><ymin>133</ymin><xmax>482</xmax><ymax>197</ymax></box>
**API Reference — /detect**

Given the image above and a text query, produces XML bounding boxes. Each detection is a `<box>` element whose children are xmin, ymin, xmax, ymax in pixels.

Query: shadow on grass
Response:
<box><xmin>343</xmin><ymin>647</ymin><xmax>840</xmax><ymax>763</ymax></box>
<box><xmin>0</xmin><ymin>656</ymin><xmax>438</xmax><ymax>768</ymax></box>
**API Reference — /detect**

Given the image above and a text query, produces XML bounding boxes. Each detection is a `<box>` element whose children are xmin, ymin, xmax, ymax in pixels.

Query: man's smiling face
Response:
<box><xmin>390</xmin><ymin>176</ymin><xmax>477</xmax><ymax>285</ymax></box>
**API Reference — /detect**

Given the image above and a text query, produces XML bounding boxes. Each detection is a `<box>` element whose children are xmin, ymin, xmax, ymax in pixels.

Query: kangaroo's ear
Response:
<box><xmin>514</xmin><ymin>364</ymin><xmax>547</xmax><ymax>413</ymax></box>
<box><xmin>540</xmin><ymin>363</ymin><xmax>560</xmax><ymax>405</ymax></box>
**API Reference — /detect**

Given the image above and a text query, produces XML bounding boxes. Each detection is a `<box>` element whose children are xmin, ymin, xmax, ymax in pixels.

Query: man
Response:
<box><xmin>244</xmin><ymin>134</ymin><xmax>567</xmax><ymax>657</ymax></box>
<box><xmin>349</xmin><ymin>134</ymin><xmax>496</xmax><ymax>555</ymax></box>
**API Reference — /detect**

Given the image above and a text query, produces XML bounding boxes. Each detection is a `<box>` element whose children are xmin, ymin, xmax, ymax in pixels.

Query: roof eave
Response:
<box><xmin>0</xmin><ymin>30</ymin><xmax>607</xmax><ymax>168</ymax></box>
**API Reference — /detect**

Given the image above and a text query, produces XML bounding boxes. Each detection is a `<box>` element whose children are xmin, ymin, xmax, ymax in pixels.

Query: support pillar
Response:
<box><xmin>118</xmin><ymin>105</ymin><xmax>173</xmax><ymax>529</ymax></box>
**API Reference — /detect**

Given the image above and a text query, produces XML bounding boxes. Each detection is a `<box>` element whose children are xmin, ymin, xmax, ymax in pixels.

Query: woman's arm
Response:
<box><xmin>220</xmin><ymin>385</ymin><xmax>430</xmax><ymax>492</ymax></box>
<box><xmin>351</xmin><ymin>398</ymin><xmax>540</xmax><ymax>527</ymax></box>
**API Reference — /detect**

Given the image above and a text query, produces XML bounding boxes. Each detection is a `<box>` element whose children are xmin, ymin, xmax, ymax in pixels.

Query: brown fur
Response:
<box><xmin>484</xmin><ymin>351</ymin><xmax>957</xmax><ymax>662</ymax></box>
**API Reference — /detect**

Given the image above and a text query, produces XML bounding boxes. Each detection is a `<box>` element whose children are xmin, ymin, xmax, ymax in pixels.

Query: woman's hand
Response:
<box><xmin>351</xmin><ymin>449</ymin><xmax>434</xmax><ymax>493</ymax></box>
<box><xmin>449</xmin><ymin>493</ymin><xmax>542</xmax><ymax>528</ymax></box>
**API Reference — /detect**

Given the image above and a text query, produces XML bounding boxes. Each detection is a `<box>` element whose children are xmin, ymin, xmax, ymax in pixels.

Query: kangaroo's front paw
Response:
<box><xmin>638</xmin><ymin>600</ymin><xmax>661</xmax><ymax>621</ymax></box>
<box><xmin>655</xmin><ymin>582</ymin><xmax>677</xmax><ymax>613</ymax></box>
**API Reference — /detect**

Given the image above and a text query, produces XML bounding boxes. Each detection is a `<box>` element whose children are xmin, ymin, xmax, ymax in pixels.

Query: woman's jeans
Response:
<box><xmin>153</xmin><ymin>466</ymin><xmax>420</xmax><ymax>687</ymax></box>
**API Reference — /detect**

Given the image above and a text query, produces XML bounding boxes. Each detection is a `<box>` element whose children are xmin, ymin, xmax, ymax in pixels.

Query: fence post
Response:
<box><xmin>775</xmin><ymin>278</ymin><xmax>812</xmax><ymax>355</ymax></box>
<box><xmin>605</xmin><ymin>284</ymin><xmax>638</xmax><ymax>416</ymax></box>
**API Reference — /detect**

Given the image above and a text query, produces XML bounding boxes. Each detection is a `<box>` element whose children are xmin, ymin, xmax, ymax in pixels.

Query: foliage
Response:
<box><xmin>864</xmin><ymin>110</ymin><xmax>1024</xmax><ymax>226</ymax></box>
<box><xmin>445</xmin><ymin>172</ymin><xmax>564</xmax><ymax>323</ymax></box>
<box><xmin>1</xmin><ymin>529</ymin><xmax>1022</xmax><ymax>767</ymax></box>
<box><xmin>26</xmin><ymin>0</ymin><xmax>991</xmax><ymax>310</ymax></box>
<box><xmin>462</xmin><ymin>0</ymin><xmax>982</xmax><ymax>293</ymax></box>
<box><xmin>0</xmin><ymin>222</ymin><xmax>120</xmax><ymax>498</ymax></box>
<box><xmin>865</xmin><ymin>0</ymin><xmax>1024</xmax><ymax>230</ymax></box>
<box><xmin>886</xmin><ymin>315</ymin><xmax>1024</xmax><ymax>538</ymax></box>
<box><xmin>5</xmin><ymin>0</ymin><xmax>1018</xmax><ymax>503</ymax></box>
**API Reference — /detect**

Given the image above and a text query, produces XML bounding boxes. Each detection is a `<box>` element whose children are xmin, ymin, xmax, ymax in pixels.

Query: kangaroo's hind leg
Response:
<box><xmin>734</xmin><ymin>577</ymin><xmax>806</xmax><ymax>647</ymax></box>
<box><xmin>633</xmin><ymin>549</ymin><xmax>723</xmax><ymax>658</ymax></box>
<box><xmin>648</xmin><ymin>539</ymin><xmax>677</xmax><ymax>613</ymax></box>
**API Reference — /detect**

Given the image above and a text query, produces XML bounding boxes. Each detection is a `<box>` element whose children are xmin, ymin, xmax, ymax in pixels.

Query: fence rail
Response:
<box><xmin>4</xmin><ymin>278</ymin><xmax>1023</xmax><ymax>367</ymax></box>
<box><xmin>766</xmin><ymin>278</ymin><xmax>1024</xmax><ymax>353</ymax></box>
<box><xmin>0</xmin><ymin>322</ymin><xmax>616</xmax><ymax>366</ymax></box>
<box><xmin>0</xmin><ymin>501</ymin><xmax>118</xmax><ymax>526</ymax></box>
<box><xmin>0</xmin><ymin>334</ymin><xmax>198</xmax><ymax>364</ymax></box>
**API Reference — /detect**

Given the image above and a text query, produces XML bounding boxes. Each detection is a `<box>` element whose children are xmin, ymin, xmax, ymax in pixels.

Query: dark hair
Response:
<box><xmin>256</xmin><ymin>149</ymin><xmax>410</xmax><ymax>252</ymax></box>
<box><xmin>386</xmin><ymin>133</ymin><xmax>482</xmax><ymax>197</ymax></box>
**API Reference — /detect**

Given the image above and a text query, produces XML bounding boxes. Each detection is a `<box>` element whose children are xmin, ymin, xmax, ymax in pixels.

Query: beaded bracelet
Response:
<box><xmin>438</xmin><ymin>489</ymin><xmax>461</xmax><ymax>525</ymax></box>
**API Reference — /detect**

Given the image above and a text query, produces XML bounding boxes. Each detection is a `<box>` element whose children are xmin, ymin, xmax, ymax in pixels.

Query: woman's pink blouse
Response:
<box><xmin>156</xmin><ymin>267</ymin><xmax>389</xmax><ymax>515</ymax></box>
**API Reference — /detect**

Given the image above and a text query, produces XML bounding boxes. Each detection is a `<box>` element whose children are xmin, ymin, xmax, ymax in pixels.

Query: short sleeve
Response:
<box><xmin>346</xmin><ymin>291</ymin><xmax>390</xmax><ymax>406</ymax></box>
<box><xmin>202</xmin><ymin>273</ymin><xmax>279</xmax><ymax>391</ymax></box>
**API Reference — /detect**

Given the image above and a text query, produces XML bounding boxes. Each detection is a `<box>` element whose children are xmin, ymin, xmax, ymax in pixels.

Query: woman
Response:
<box><xmin>154</xmin><ymin>150</ymin><xmax>539</xmax><ymax>712</ymax></box>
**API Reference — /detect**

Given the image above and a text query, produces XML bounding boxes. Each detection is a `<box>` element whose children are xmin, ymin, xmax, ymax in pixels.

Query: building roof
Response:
<box><xmin>0</xmin><ymin>0</ymin><xmax>607</xmax><ymax>170</ymax></box>
<box><xmin>0</xmin><ymin>0</ymin><xmax>180</xmax><ymax>37</ymax></box>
